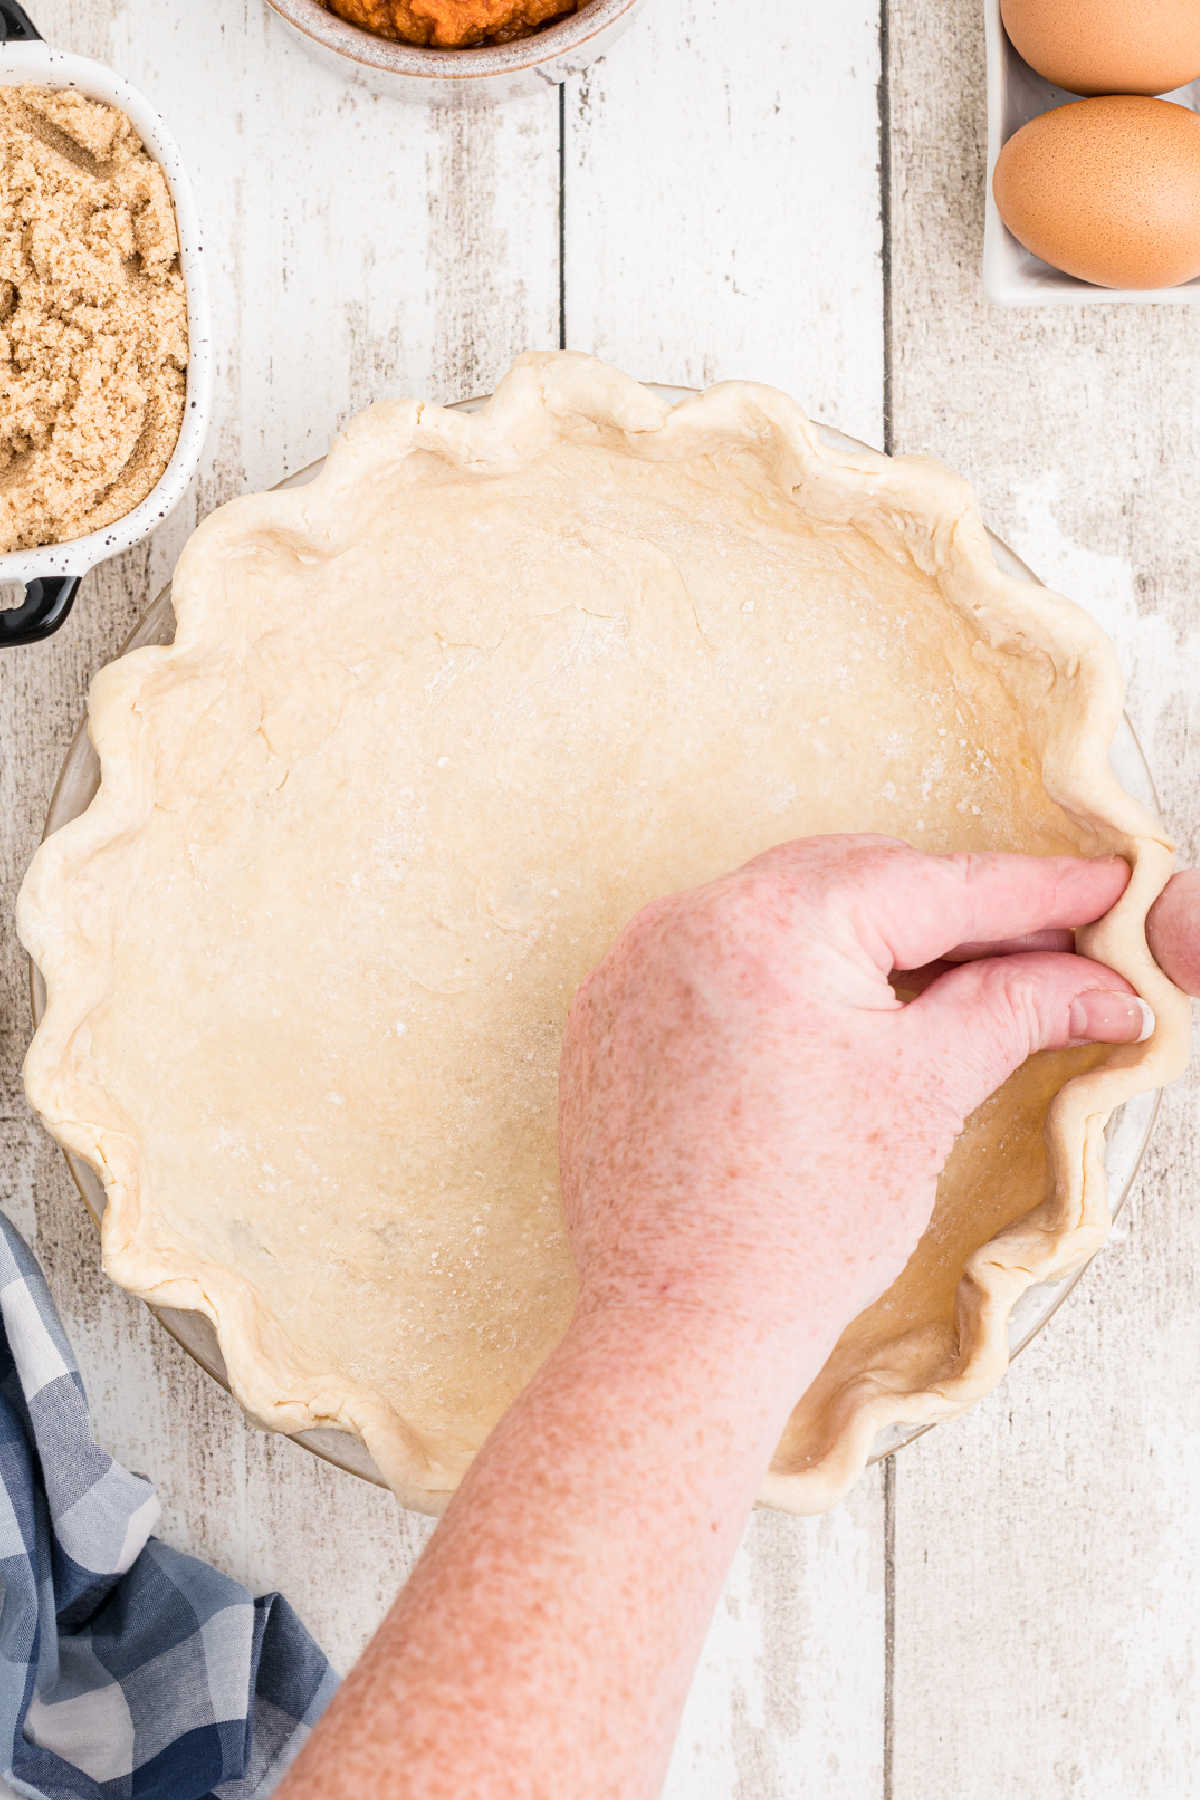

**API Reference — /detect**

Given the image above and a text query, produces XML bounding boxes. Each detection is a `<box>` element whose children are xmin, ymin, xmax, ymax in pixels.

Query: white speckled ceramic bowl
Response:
<box><xmin>264</xmin><ymin>0</ymin><xmax>645</xmax><ymax>104</ymax></box>
<box><xmin>0</xmin><ymin>5</ymin><xmax>212</xmax><ymax>644</ymax></box>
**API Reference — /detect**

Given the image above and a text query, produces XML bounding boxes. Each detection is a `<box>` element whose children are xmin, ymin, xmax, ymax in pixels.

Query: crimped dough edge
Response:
<box><xmin>17</xmin><ymin>351</ymin><xmax>1193</xmax><ymax>1514</ymax></box>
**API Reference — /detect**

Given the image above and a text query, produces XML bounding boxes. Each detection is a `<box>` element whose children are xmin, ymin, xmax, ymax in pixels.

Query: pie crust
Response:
<box><xmin>18</xmin><ymin>353</ymin><xmax>1192</xmax><ymax>1512</ymax></box>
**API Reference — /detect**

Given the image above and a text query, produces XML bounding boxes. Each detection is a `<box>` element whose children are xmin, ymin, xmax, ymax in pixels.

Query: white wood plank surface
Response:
<box><xmin>2</xmin><ymin>0</ymin><xmax>1198</xmax><ymax>1795</ymax></box>
<box><xmin>563</xmin><ymin>0</ymin><xmax>885</xmax><ymax>444</ymax></box>
<box><xmin>886</xmin><ymin>4</ymin><xmax>1200</xmax><ymax>1796</ymax></box>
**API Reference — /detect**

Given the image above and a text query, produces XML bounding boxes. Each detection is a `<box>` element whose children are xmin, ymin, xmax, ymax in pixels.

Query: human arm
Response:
<box><xmin>281</xmin><ymin>838</ymin><xmax>1169</xmax><ymax>1800</ymax></box>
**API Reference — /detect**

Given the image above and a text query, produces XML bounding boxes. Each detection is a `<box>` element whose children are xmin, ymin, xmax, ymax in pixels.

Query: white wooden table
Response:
<box><xmin>2</xmin><ymin>3</ymin><xmax>1198</xmax><ymax>1794</ymax></box>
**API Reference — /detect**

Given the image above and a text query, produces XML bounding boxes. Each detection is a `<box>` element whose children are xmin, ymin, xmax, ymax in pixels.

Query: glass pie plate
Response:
<box><xmin>30</xmin><ymin>392</ymin><xmax>1162</xmax><ymax>1500</ymax></box>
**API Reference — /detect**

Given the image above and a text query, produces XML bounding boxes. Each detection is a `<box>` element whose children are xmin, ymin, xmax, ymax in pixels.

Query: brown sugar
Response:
<box><xmin>323</xmin><ymin>0</ymin><xmax>583</xmax><ymax>50</ymax></box>
<box><xmin>0</xmin><ymin>86</ymin><xmax>189</xmax><ymax>555</ymax></box>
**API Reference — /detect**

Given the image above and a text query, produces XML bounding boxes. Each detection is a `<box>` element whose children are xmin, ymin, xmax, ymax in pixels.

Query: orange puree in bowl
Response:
<box><xmin>324</xmin><ymin>0</ymin><xmax>583</xmax><ymax>48</ymax></box>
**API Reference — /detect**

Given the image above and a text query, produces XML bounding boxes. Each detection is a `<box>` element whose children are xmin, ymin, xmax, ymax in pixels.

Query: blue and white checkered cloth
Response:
<box><xmin>0</xmin><ymin>1211</ymin><xmax>337</xmax><ymax>1799</ymax></box>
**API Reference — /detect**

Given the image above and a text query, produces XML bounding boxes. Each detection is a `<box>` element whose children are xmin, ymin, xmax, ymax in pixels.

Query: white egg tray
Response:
<box><xmin>983</xmin><ymin>0</ymin><xmax>1200</xmax><ymax>304</ymax></box>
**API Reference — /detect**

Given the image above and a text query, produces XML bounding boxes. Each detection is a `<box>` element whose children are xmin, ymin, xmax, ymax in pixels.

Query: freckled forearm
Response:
<box><xmin>280</xmin><ymin>1306</ymin><xmax>835</xmax><ymax>1800</ymax></box>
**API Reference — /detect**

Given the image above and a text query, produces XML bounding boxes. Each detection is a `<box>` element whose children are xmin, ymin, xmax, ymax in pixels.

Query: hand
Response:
<box><xmin>283</xmin><ymin>835</ymin><xmax>1167</xmax><ymax>1800</ymax></box>
<box><xmin>559</xmin><ymin>836</ymin><xmax>1149</xmax><ymax>1367</ymax></box>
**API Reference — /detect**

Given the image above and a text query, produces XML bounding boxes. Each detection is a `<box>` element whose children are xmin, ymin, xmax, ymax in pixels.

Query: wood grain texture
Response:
<box><xmin>886</xmin><ymin>2</ymin><xmax>1200</xmax><ymax>1794</ymax></box>
<box><xmin>3</xmin><ymin>0</ymin><xmax>1198</xmax><ymax>1794</ymax></box>
<box><xmin>562</xmin><ymin>0</ymin><xmax>886</xmax><ymax>445</ymax></box>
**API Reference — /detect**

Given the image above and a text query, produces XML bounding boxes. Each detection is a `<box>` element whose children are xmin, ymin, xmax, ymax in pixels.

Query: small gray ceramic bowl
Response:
<box><xmin>264</xmin><ymin>0</ymin><xmax>645</xmax><ymax>103</ymax></box>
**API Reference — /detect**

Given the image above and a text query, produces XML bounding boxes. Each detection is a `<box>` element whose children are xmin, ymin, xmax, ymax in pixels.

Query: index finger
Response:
<box><xmin>856</xmin><ymin>849</ymin><xmax>1131</xmax><ymax>973</ymax></box>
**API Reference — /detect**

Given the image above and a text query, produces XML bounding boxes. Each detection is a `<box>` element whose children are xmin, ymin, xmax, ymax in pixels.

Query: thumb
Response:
<box><xmin>1146</xmin><ymin>868</ymin><xmax>1200</xmax><ymax>998</ymax></box>
<box><xmin>908</xmin><ymin>951</ymin><xmax>1155</xmax><ymax>1116</ymax></box>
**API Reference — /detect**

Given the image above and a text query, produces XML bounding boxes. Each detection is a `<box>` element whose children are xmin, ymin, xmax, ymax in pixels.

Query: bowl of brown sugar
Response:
<box><xmin>264</xmin><ymin>0</ymin><xmax>645</xmax><ymax>103</ymax></box>
<box><xmin>0</xmin><ymin>2</ymin><xmax>211</xmax><ymax>646</ymax></box>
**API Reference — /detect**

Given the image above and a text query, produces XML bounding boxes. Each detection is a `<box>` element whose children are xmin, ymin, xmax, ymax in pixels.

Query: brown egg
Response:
<box><xmin>993</xmin><ymin>96</ymin><xmax>1200</xmax><ymax>288</ymax></box>
<box><xmin>1001</xmin><ymin>0</ymin><xmax>1200</xmax><ymax>96</ymax></box>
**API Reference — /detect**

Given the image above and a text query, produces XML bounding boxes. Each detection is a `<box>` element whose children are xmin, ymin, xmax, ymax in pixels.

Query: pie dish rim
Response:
<box><xmin>22</xmin><ymin>370</ymin><xmax>1177</xmax><ymax>1509</ymax></box>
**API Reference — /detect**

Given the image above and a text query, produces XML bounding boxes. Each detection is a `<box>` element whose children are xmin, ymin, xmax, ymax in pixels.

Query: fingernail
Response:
<box><xmin>1069</xmin><ymin>992</ymin><xmax>1156</xmax><ymax>1045</ymax></box>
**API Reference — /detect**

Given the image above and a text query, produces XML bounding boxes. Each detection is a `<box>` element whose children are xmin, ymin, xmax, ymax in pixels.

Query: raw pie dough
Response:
<box><xmin>18</xmin><ymin>353</ymin><xmax>1191</xmax><ymax>1512</ymax></box>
